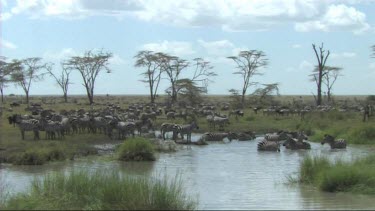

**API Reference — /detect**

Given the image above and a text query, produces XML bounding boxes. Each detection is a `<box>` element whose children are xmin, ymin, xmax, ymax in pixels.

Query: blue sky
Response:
<box><xmin>1</xmin><ymin>0</ymin><xmax>375</xmax><ymax>96</ymax></box>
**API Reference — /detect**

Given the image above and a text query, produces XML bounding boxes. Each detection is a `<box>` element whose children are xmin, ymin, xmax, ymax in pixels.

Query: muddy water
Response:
<box><xmin>2</xmin><ymin>134</ymin><xmax>375</xmax><ymax>210</ymax></box>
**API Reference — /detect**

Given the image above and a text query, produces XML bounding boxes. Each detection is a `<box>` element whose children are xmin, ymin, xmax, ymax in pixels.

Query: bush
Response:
<box><xmin>297</xmin><ymin>154</ymin><xmax>375</xmax><ymax>195</ymax></box>
<box><xmin>118</xmin><ymin>137</ymin><xmax>156</xmax><ymax>161</ymax></box>
<box><xmin>3</xmin><ymin>170</ymin><xmax>197</xmax><ymax>210</ymax></box>
<box><xmin>348</xmin><ymin>125</ymin><xmax>375</xmax><ymax>144</ymax></box>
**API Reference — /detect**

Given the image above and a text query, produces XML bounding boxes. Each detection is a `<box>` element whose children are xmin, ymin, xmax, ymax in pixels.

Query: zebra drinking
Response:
<box><xmin>198</xmin><ymin>132</ymin><xmax>237</xmax><ymax>142</ymax></box>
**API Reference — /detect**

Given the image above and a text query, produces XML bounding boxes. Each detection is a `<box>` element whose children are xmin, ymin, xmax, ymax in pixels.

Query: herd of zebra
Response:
<box><xmin>5</xmin><ymin>102</ymin><xmax>347</xmax><ymax>151</ymax></box>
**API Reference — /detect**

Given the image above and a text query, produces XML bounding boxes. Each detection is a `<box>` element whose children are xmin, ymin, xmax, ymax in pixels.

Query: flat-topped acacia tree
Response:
<box><xmin>66</xmin><ymin>50</ymin><xmax>112</xmax><ymax>105</ymax></box>
<box><xmin>227</xmin><ymin>50</ymin><xmax>268</xmax><ymax>107</ymax></box>
<box><xmin>10</xmin><ymin>57</ymin><xmax>50</xmax><ymax>105</ymax></box>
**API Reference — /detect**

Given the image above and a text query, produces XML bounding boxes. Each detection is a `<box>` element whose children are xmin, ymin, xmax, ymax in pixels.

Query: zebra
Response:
<box><xmin>134</xmin><ymin>118</ymin><xmax>154</xmax><ymax>135</ymax></box>
<box><xmin>8</xmin><ymin>117</ymin><xmax>40</xmax><ymax>140</ymax></box>
<box><xmin>257</xmin><ymin>139</ymin><xmax>280</xmax><ymax>152</ymax></box>
<box><xmin>107</xmin><ymin>119</ymin><xmax>136</xmax><ymax>140</ymax></box>
<box><xmin>321</xmin><ymin>134</ymin><xmax>347</xmax><ymax>149</ymax></box>
<box><xmin>212</xmin><ymin>116</ymin><xmax>230</xmax><ymax>130</ymax></box>
<box><xmin>264</xmin><ymin>131</ymin><xmax>289</xmax><ymax>142</ymax></box>
<box><xmin>237</xmin><ymin>131</ymin><xmax>256</xmax><ymax>141</ymax></box>
<box><xmin>166</xmin><ymin>112</ymin><xmax>176</xmax><ymax>119</ymax></box>
<box><xmin>198</xmin><ymin>132</ymin><xmax>237</xmax><ymax>142</ymax></box>
<box><xmin>173</xmin><ymin>121</ymin><xmax>199</xmax><ymax>142</ymax></box>
<box><xmin>42</xmin><ymin>120</ymin><xmax>64</xmax><ymax>140</ymax></box>
<box><xmin>283</xmin><ymin>134</ymin><xmax>311</xmax><ymax>150</ymax></box>
<box><xmin>160</xmin><ymin>122</ymin><xmax>178</xmax><ymax>140</ymax></box>
<box><xmin>228</xmin><ymin>109</ymin><xmax>244</xmax><ymax>120</ymax></box>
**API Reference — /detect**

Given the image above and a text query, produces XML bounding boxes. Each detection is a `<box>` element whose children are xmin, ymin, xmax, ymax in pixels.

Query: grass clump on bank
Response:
<box><xmin>3</xmin><ymin>170</ymin><xmax>197</xmax><ymax>210</ymax></box>
<box><xmin>117</xmin><ymin>137</ymin><xmax>156</xmax><ymax>161</ymax></box>
<box><xmin>296</xmin><ymin>154</ymin><xmax>375</xmax><ymax>194</ymax></box>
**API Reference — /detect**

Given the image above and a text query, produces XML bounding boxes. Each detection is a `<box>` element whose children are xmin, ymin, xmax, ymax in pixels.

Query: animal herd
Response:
<box><xmin>5</xmin><ymin>102</ymin><xmax>348</xmax><ymax>151</ymax></box>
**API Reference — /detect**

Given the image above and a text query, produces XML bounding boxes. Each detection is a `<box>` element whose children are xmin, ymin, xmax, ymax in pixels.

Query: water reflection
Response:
<box><xmin>2</xmin><ymin>134</ymin><xmax>375</xmax><ymax>210</ymax></box>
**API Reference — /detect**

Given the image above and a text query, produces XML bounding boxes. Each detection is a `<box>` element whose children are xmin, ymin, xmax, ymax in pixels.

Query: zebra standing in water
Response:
<box><xmin>283</xmin><ymin>132</ymin><xmax>311</xmax><ymax>150</ymax></box>
<box><xmin>321</xmin><ymin>134</ymin><xmax>347</xmax><ymax>149</ymax></box>
<box><xmin>160</xmin><ymin>123</ymin><xmax>178</xmax><ymax>140</ymax></box>
<box><xmin>199</xmin><ymin>132</ymin><xmax>237</xmax><ymax>142</ymax></box>
<box><xmin>257</xmin><ymin>138</ymin><xmax>280</xmax><ymax>152</ymax></box>
<box><xmin>173</xmin><ymin>122</ymin><xmax>199</xmax><ymax>143</ymax></box>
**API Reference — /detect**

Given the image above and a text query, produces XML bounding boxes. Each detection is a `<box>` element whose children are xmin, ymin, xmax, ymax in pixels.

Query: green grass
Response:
<box><xmin>117</xmin><ymin>137</ymin><xmax>156</xmax><ymax>161</ymax></box>
<box><xmin>3</xmin><ymin>170</ymin><xmax>197</xmax><ymax>210</ymax></box>
<box><xmin>296</xmin><ymin>154</ymin><xmax>375</xmax><ymax>195</ymax></box>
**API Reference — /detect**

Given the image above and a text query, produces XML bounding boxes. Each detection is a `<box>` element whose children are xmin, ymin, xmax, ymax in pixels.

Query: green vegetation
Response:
<box><xmin>2</xmin><ymin>170</ymin><xmax>197</xmax><ymax>210</ymax></box>
<box><xmin>117</xmin><ymin>137</ymin><xmax>156</xmax><ymax>161</ymax></box>
<box><xmin>296</xmin><ymin>154</ymin><xmax>375</xmax><ymax>195</ymax></box>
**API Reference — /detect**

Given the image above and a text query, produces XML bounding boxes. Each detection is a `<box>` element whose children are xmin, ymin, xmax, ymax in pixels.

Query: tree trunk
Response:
<box><xmin>63</xmin><ymin>93</ymin><xmax>68</xmax><ymax>103</ymax></box>
<box><xmin>0</xmin><ymin>88</ymin><xmax>4</xmax><ymax>103</ymax></box>
<box><xmin>317</xmin><ymin>68</ymin><xmax>322</xmax><ymax>106</ymax></box>
<box><xmin>241</xmin><ymin>89</ymin><xmax>246</xmax><ymax>108</ymax></box>
<box><xmin>26</xmin><ymin>91</ymin><xmax>29</xmax><ymax>105</ymax></box>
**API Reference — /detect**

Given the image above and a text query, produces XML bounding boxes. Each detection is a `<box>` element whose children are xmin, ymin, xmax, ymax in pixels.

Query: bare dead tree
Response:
<box><xmin>312</xmin><ymin>43</ymin><xmax>330</xmax><ymax>106</ymax></box>
<box><xmin>46</xmin><ymin>62</ymin><xmax>73</xmax><ymax>103</ymax></box>
<box><xmin>227</xmin><ymin>50</ymin><xmax>268</xmax><ymax>107</ymax></box>
<box><xmin>66</xmin><ymin>50</ymin><xmax>112</xmax><ymax>105</ymax></box>
<box><xmin>134</xmin><ymin>50</ymin><xmax>163</xmax><ymax>103</ymax></box>
<box><xmin>10</xmin><ymin>58</ymin><xmax>50</xmax><ymax>105</ymax></box>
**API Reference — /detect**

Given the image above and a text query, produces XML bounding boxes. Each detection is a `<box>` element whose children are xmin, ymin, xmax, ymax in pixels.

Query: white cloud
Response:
<box><xmin>2</xmin><ymin>0</ymin><xmax>371</xmax><ymax>34</ymax></box>
<box><xmin>295</xmin><ymin>4</ymin><xmax>370</xmax><ymax>34</ymax></box>
<box><xmin>331</xmin><ymin>51</ymin><xmax>357</xmax><ymax>59</ymax></box>
<box><xmin>198</xmin><ymin>39</ymin><xmax>234</xmax><ymax>56</ymax></box>
<box><xmin>141</xmin><ymin>40</ymin><xmax>195</xmax><ymax>56</ymax></box>
<box><xmin>1</xmin><ymin>39</ymin><xmax>17</xmax><ymax>49</ymax></box>
<box><xmin>370</xmin><ymin>63</ymin><xmax>375</xmax><ymax>69</ymax></box>
<box><xmin>286</xmin><ymin>60</ymin><xmax>314</xmax><ymax>72</ymax></box>
<box><xmin>109</xmin><ymin>54</ymin><xmax>126</xmax><ymax>65</ymax></box>
<box><xmin>43</xmin><ymin>48</ymin><xmax>78</xmax><ymax>62</ymax></box>
<box><xmin>292</xmin><ymin>44</ymin><xmax>302</xmax><ymax>48</ymax></box>
<box><xmin>299</xmin><ymin>60</ymin><xmax>314</xmax><ymax>70</ymax></box>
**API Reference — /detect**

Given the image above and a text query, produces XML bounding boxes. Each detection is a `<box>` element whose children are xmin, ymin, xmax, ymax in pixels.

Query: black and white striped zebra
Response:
<box><xmin>237</xmin><ymin>131</ymin><xmax>256</xmax><ymax>141</ymax></box>
<box><xmin>212</xmin><ymin>116</ymin><xmax>230</xmax><ymax>130</ymax></box>
<box><xmin>42</xmin><ymin>120</ymin><xmax>64</xmax><ymax>140</ymax></box>
<box><xmin>173</xmin><ymin>122</ymin><xmax>199</xmax><ymax>142</ymax></box>
<box><xmin>9</xmin><ymin>117</ymin><xmax>40</xmax><ymax>140</ymax></box>
<box><xmin>257</xmin><ymin>139</ymin><xmax>280</xmax><ymax>152</ymax></box>
<box><xmin>321</xmin><ymin>134</ymin><xmax>347</xmax><ymax>149</ymax></box>
<box><xmin>160</xmin><ymin>122</ymin><xmax>178</xmax><ymax>140</ymax></box>
<box><xmin>283</xmin><ymin>135</ymin><xmax>311</xmax><ymax>150</ymax></box>
<box><xmin>264</xmin><ymin>131</ymin><xmax>289</xmax><ymax>142</ymax></box>
<box><xmin>199</xmin><ymin>132</ymin><xmax>237</xmax><ymax>142</ymax></box>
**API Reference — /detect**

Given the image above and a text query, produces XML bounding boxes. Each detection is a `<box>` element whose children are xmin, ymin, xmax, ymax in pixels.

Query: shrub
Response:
<box><xmin>118</xmin><ymin>137</ymin><xmax>156</xmax><ymax>161</ymax></box>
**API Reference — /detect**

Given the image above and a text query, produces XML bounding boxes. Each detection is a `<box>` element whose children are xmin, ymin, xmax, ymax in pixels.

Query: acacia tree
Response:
<box><xmin>0</xmin><ymin>57</ymin><xmax>12</xmax><ymax>103</ymax></box>
<box><xmin>11</xmin><ymin>58</ymin><xmax>50</xmax><ymax>105</ymax></box>
<box><xmin>312</xmin><ymin>43</ymin><xmax>330</xmax><ymax>106</ymax></box>
<box><xmin>252</xmin><ymin>83</ymin><xmax>280</xmax><ymax>106</ymax></box>
<box><xmin>322</xmin><ymin>66</ymin><xmax>342</xmax><ymax>103</ymax></box>
<box><xmin>66</xmin><ymin>50</ymin><xmax>112</xmax><ymax>105</ymax></box>
<box><xmin>227</xmin><ymin>50</ymin><xmax>268</xmax><ymax>107</ymax></box>
<box><xmin>46</xmin><ymin>62</ymin><xmax>73</xmax><ymax>103</ymax></box>
<box><xmin>134</xmin><ymin>51</ymin><xmax>163</xmax><ymax>103</ymax></box>
<box><xmin>160</xmin><ymin>54</ymin><xmax>189</xmax><ymax>104</ymax></box>
<box><xmin>189</xmin><ymin>57</ymin><xmax>216</xmax><ymax>93</ymax></box>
